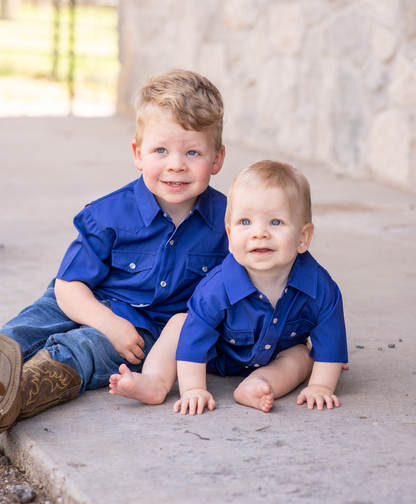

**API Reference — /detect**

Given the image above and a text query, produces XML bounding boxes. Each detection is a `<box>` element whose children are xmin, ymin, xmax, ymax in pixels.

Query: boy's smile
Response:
<box><xmin>226</xmin><ymin>184</ymin><xmax>313</xmax><ymax>285</ymax></box>
<box><xmin>132</xmin><ymin>109</ymin><xmax>225</xmax><ymax>224</ymax></box>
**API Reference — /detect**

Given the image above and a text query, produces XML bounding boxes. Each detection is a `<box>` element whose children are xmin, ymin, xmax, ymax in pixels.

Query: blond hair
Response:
<box><xmin>133</xmin><ymin>68</ymin><xmax>224</xmax><ymax>152</ymax></box>
<box><xmin>225</xmin><ymin>160</ymin><xmax>312</xmax><ymax>226</ymax></box>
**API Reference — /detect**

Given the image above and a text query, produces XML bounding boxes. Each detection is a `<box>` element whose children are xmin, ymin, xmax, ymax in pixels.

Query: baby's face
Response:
<box><xmin>226</xmin><ymin>184</ymin><xmax>311</xmax><ymax>282</ymax></box>
<box><xmin>132</xmin><ymin>108</ymin><xmax>224</xmax><ymax>218</ymax></box>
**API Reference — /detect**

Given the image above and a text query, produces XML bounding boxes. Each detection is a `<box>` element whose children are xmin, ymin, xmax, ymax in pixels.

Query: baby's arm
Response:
<box><xmin>173</xmin><ymin>361</ymin><xmax>215</xmax><ymax>415</ymax></box>
<box><xmin>54</xmin><ymin>279</ymin><xmax>145</xmax><ymax>364</ymax></box>
<box><xmin>296</xmin><ymin>361</ymin><xmax>342</xmax><ymax>411</ymax></box>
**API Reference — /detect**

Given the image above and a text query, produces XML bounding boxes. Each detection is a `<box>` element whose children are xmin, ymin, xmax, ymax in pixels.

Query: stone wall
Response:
<box><xmin>117</xmin><ymin>0</ymin><xmax>416</xmax><ymax>190</ymax></box>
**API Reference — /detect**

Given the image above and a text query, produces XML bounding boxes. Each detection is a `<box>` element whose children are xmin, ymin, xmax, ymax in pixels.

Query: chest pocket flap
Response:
<box><xmin>221</xmin><ymin>328</ymin><xmax>256</xmax><ymax>346</ymax></box>
<box><xmin>111</xmin><ymin>250</ymin><xmax>155</xmax><ymax>274</ymax></box>
<box><xmin>186</xmin><ymin>253</ymin><xmax>226</xmax><ymax>277</ymax></box>
<box><xmin>280</xmin><ymin>319</ymin><xmax>316</xmax><ymax>340</ymax></box>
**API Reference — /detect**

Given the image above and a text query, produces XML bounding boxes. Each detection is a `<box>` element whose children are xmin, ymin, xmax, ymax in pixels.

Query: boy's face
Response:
<box><xmin>226</xmin><ymin>184</ymin><xmax>313</xmax><ymax>282</ymax></box>
<box><xmin>132</xmin><ymin>109</ymin><xmax>225</xmax><ymax>219</ymax></box>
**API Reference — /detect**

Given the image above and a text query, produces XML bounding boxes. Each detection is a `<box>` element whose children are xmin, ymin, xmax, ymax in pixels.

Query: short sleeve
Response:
<box><xmin>176</xmin><ymin>290</ymin><xmax>224</xmax><ymax>363</ymax></box>
<box><xmin>56</xmin><ymin>207</ymin><xmax>114</xmax><ymax>290</ymax></box>
<box><xmin>309</xmin><ymin>284</ymin><xmax>348</xmax><ymax>363</ymax></box>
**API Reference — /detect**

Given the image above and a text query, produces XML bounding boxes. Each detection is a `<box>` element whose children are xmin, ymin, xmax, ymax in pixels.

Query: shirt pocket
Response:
<box><xmin>279</xmin><ymin>319</ymin><xmax>316</xmax><ymax>342</ymax></box>
<box><xmin>185</xmin><ymin>253</ymin><xmax>226</xmax><ymax>278</ymax></box>
<box><xmin>110</xmin><ymin>250</ymin><xmax>156</xmax><ymax>288</ymax></box>
<box><xmin>220</xmin><ymin>327</ymin><xmax>256</xmax><ymax>346</ymax></box>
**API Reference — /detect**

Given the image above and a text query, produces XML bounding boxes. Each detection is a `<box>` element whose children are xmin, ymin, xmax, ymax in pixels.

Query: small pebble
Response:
<box><xmin>378</xmin><ymin>347</ymin><xmax>382</xmax><ymax>351</ymax></box>
<box><xmin>399</xmin><ymin>339</ymin><xmax>402</xmax><ymax>342</ymax></box>
<box><xmin>388</xmin><ymin>344</ymin><xmax>395</xmax><ymax>348</ymax></box>
<box><xmin>8</xmin><ymin>484</ymin><xmax>36</xmax><ymax>503</ymax></box>
<box><xmin>355</xmin><ymin>344</ymin><xmax>364</xmax><ymax>349</ymax></box>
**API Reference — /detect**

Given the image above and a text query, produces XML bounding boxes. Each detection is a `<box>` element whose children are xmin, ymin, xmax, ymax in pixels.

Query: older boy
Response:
<box><xmin>109</xmin><ymin>160</ymin><xmax>348</xmax><ymax>414</ymax></box>
<box><xmin>0</xmin><ymin>69</ymin><xmax>228</xmax><ymax>433</ymax></box>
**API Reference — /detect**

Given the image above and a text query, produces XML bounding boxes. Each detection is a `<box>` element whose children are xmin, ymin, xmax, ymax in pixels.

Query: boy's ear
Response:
<box><xmin>131</xmin><ymin>140</ymin><xmax>143</xmax><ymax>172</ymax></box>
<box><xmin>297</xmin><ymin>223</ymin><xmax>314</xmax><ymax>254</ymax></box>
<box><xmin>210</xmin><ymin>145</ymin><xmax>226</xmax><ymax>176</ymax></box>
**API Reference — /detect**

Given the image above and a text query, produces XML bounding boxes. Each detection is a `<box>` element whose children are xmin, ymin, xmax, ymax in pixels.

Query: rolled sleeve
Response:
<box><xmin>57</xmin><ymin>208</ymin><xmax>114</xmax><ymax>290</ymax></box>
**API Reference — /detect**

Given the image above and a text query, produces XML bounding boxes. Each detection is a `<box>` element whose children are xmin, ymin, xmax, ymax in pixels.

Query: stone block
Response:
<box><xmin>331</xmin><ymin>66</ymin><xmax>365</xmax><ymax>172</ymax></box>
<box><xmin>371</xmin><ymin>24</ymin><xmax>398</xmax><ymax>62</ymax></box>
<box><xmin>269</xmin><ymin>3</ymin><xmax>304</xmax><ymax>56</ymax></box>
<box><xmin>367</xmin><ymin>109</ymin><xmax>410</xmax><ymax>184</ymax></box>
<box><xmin>323</xmin><ymin>4</ymin><xmax>371</xmax><ymax>65</ymax></box>
<box><xmin>390</xmin><ymin>56</ymin><xmax>416</xmax><ymax>107</ymax></box>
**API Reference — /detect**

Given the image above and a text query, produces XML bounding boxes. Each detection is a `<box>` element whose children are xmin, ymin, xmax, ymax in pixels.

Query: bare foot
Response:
<box><xmin>233</xmin><ymin>378</ymin><xmax>274</xmax><ymax>412</ymax></box>
<box><xmin>109</xmin><ymin>364</ymin><xmax>167</xmax><ymax>404</ymax></box>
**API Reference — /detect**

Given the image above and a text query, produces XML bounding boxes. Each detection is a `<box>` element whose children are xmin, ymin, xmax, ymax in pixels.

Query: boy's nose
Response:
<box><xmin>167</xmin><ymin>155</ymin><xmax>187</xmax><ymax>172</ymax></box>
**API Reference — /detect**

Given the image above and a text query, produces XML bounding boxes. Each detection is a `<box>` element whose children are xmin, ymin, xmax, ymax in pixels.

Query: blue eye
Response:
<box><xmin>156</xmin><ymin>148</ymin><xmax>167</xmax><ymax>154</ymax></box>
<box><xmin>187</xmin><ymin>150</ymin><xmax>198</xmax><ymax>156</ymax></box>
<box><xmin>271</xmin><ymin>219</ymin><xmax>282</xmax><ymax>226</ymax></box>
<box><xmin>241</xmin><ymin>219</ymin><xmax>251</xmax><ymax>225</ymax></box>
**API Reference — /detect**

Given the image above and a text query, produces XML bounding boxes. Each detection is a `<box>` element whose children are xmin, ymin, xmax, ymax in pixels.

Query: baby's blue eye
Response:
<box><xmin>271</xmin><ymin>219</ymin><xmax>282</xmax><ymax>226</ymax></box>
<box><xmin>187</xmin><ymin>150</ymin><xmax>198</xmax><ymax>156</ymax></box>
<box><xmin>156</xmin><ymin>148</ymin><xmax>167</xmax><ymax>154</ymax></box>
<box><xmin>241</xmin><ymin>219</ymin><xmax>251</xmax><ymax>225</ymax></box>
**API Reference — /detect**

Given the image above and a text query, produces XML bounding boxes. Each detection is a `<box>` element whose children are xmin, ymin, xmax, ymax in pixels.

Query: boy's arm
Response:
<box><xmin>54</xmin><ymin>279</ymin><xmax>145</xmax><ymax>364</ymax></box>
<box><xmin>173</xmin><ymin>361</ymin><xmax>215</xmax><ymax>415</ymax></box>
<box><xmin>296</xmin><ymin>361</ymin><xmax>342</xmax><ymax>411</ymax></box>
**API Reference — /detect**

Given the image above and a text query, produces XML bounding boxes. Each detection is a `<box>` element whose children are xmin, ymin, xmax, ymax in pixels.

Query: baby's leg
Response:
<box><xmin>109</xmin><ymin>313</ymin><xmax>186</xmax><ymax>404</ymax></box>
<box><xmin>233</xmin><ymin>344</ymin><xmax>313</xmax><ymax>412</ymax></box>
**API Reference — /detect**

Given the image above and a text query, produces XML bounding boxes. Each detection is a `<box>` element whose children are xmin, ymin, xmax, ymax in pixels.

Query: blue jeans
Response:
<box><xmin>1</xmin><ymin>280</ymin><xmax>156</xmax><ymax>395</ymax></box>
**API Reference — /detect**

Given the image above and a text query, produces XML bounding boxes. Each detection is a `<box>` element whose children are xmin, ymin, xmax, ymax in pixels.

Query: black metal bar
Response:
<box><xmin>68</xmin><ymin>0</ymin><xmax>76</xmax><ymax>108</ymax></box>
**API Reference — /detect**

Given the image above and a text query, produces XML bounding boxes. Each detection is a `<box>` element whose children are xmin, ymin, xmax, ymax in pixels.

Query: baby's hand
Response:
<box><xmin>296</xmin><ymin>384</ymin><xmax>340</xmax><ymax>411</ymax></box>
<box><xmin>173</xmin><ymin>389</ymin><xmax>215</xmax><ymax>415</ymax></box>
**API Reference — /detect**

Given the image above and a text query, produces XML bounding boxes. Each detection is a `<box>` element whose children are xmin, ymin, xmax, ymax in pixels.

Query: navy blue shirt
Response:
<box><xmin>176</xmin><ymin>251</ymin><xmax>348</xmax><ymax>376</ymax></box>
<box><xmin>57</xmin><ymin>177</ymin><xmax>228</xmax><ymax>337</ymax></box>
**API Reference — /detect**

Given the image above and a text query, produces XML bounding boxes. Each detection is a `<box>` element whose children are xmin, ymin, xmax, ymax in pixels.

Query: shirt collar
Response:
<box><xmin>287</xmin><ymin>251</ymin><xmax>318</xmax><ymax>298</ymax></box>
<box><xmin>223</xmin><ymin>251</ymin><xmax>318</xmax><ymax>304</ymax></box>
<box><xmin>222</xmin><ymin>254</ymin><xmax>258</xmax><ymax>305</ymax></box>
<box><xmin>134</xmin><ymin>177</ymin><xmax>214</xmax><ymax>228</ymax></box>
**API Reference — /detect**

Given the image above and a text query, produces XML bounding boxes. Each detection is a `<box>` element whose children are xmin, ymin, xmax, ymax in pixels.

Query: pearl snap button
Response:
<box><xmin>230</xmin><ymin>339</ymin><xmax>236</xmax><ymax>344</ymax></box>
<box><xmin>160</xmin><ymin>281</ymin><xmax>167</xmax><ymax>287</ymax></box>
<box><xmin>273</xmin><ymin>318</ymin><xmax>278</xmax><ymax>324</ymax></box>
<box><xmin>254</xmin><ymin>364</ymin><xmax>260</xmax><ymax>368</ymax></box>
<box><xmin>163</xmin><ymin>213</ymin><xmax>167</xmax><ymax>217</ymax></box>
<box><xmin>169</xmin><ymin>240</ymin><xmax>174</xmax><ymax>246</ymax></box>
<box><xmin>265</xmin><ymin>344</ymin><xmax>271</xmax><ymax>350</ymax></box>
<box><xmin>202</xmin><ymin>266</ymin><xmax>208</xmax><ymax>273</ymax></box>
<box><xmin>129</xmin><ymin>263</ymin><xmax>136</xmax><ymax>270</ymax></box>
<box><xmin>284</xmin><ymin>288</ymin><xmax>288</xmax><ymax>294</ymax></box>
<box><xmin>290</xmin><ymin>332</ymin><xmax>297</xmax><ymax>337</ymax></box>
<box><xmin>259</xmin><ymin>294</ymin><xmax>263</xmax><ymax>299</ymax></box>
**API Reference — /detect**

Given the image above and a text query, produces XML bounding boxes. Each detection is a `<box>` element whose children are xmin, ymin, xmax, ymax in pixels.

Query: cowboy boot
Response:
<box><xmin>0</xmin><ymin>333</ymin><xmax>23</xmax><ymax>434</ymax></box>
<box><xmin>17</xmin><ymin>349</ymin><xmax>82</xmax><ymax>420</ymax></box>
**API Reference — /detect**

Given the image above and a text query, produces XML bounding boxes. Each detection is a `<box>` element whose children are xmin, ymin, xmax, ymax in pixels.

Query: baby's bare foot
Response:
<box><xmin>112</xmin><ymin>365</ymin><xmax>167</xmax><ymax>404</ymax></box>
<box><xmin>234</xmin><ymin>379</ymin><xmax>274</xmax><ymax>412</ymax></box>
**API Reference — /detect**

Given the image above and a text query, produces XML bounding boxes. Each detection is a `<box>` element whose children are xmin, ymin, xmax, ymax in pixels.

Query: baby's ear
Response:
<box><xmin>297</xmin><ymin>223</ymin><xmax>314</xmax><ymax>253</ymax></box>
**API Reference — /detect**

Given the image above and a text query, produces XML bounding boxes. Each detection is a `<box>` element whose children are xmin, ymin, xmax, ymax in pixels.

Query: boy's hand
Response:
<box><xmin>296</xmin><ymin>384</ymin><xmax>340</xmax><ymax>411</ymax></box>
<box><xmin>173</xmin><ymin>389</ymin><xmax>215</xmax><ymax>415</ymax></box>
<box><xmin>104</xmin><ymin>317</ymin><xmax>145</xmax><ymax>365</ymax></box>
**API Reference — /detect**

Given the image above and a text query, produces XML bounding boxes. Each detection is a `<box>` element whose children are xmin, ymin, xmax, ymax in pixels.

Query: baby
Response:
<box><xmin>109</xmin><ymin>160</ymin><xmax>348</xmax><ymax>413</ymax></box>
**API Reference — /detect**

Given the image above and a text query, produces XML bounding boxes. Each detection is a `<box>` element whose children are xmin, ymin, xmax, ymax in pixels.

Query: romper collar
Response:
<box><xmin>286</xmin><ymin>251</ymin><xmax>318</xmax><ymax>299</ymax></box>
<box><xmin>222</xmin><ymin>251</ymin><xmax>319</xmax><ymax>304</ymax></box>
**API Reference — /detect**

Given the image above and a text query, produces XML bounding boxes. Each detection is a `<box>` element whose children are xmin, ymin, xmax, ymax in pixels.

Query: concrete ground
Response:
<box><xmin>1</xmin><ymin>115</ymin><xmax>416</xmax><ymax>504</ymax></box>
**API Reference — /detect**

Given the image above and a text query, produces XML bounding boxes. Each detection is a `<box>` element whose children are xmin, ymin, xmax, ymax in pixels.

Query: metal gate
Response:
<box><xmin>0</xmin><ymin>0</ymin><xmax>119</xmax><ymax>116</ymax></box>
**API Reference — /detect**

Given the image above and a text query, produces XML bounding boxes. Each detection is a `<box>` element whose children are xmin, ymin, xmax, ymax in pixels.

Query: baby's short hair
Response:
<box><xmin>133</xmin><ymin>68</ymin><xmax>224</xmax><ymax>152</ymax></box>
<box><xmin>225</xmin><ymin>160</ymin><xmax>312</xmax><ymax>226</ymax></box>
